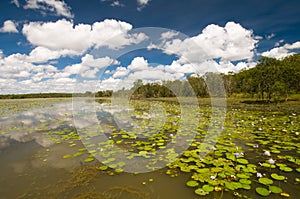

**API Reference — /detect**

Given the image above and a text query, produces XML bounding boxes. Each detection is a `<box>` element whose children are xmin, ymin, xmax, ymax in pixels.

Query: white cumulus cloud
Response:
<box><xmin>22</xmin><ymin>19</ymin><xmax>148</xmax><ymax>55</ymax></box>
<box><xmin>0</xmin><ymin>20</ymin><xmax>18</xmax><ymax>33</ymax></box>
<box><xmin>161</xmin><ymin>21</ymin><xmax>258</xmax><ymax>63</ymax></box>
<box><xmin>81</xmin><ymin>54</ymin><xmax>119</xmax><ymax>68</ymax></box>
<box><xmin>63</xmin><ymin>54</ymin><xmax>118</xmax><ymax>78</ymax></box>
<box><xmin>112</xmin><ymin>66</ymin><xmax>129</xmax><ymax>78</ymax></box>
<box><xmin>165</xmin><ymin>60</ymin><xmax>198</xmax><ymax>74</ymax></box>
<box><xmin>0</xmin><ymin>53</ymin><xmax>58</xmax><ymax>80</ymax></box>
<box><xmin>22</xmin><ymin>19</ymin><xmax>92</xmax><ymax>53</ymax></box>
<box><xmin>99</xmin><ymin>77</ymin><xmax>122</xmax><ymax>91</ymax></box>
<box><xmin>90</xmin><ymin>19</ymin><xmax>148</xmax><ymax>49</ymax></box>
<box><xmin>27</xmin><ymin>46</ymin><xmax>78</xmax><ymax>63</ymax></box>
<box><xmin>127</xmin><ymin>57</ymin><xmax>149</xmax><ymax>71</ymax></box>
<box><xmin>262</xmin><ymin>41</ymin><xmax>300</xmax><ymax>59</ymax></box>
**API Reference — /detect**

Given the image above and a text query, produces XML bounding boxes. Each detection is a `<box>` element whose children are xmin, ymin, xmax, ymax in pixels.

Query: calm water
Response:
<box><xmin>0</xmin><ymin>99</ymin><xmax>299</xmax><ymax>198</ymax></box>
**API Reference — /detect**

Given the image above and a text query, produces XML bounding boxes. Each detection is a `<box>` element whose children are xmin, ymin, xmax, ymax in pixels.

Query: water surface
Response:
<box><xmin>0</xmin><ymin>98</ymin><xmax>299</xmax><ymax>198</ymax></box>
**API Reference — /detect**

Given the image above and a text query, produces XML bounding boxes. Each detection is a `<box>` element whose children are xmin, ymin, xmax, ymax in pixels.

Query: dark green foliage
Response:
<box><xmin>95</xmin><ymin>90</ymin><xmax>113</xmax><ymax>97</ymax></box>
<box><xmin>225</xmin><ymin>54</ymin><xmax>300</xmax><ymax>101</ymax></box>
<box><xmin>0</xmin><ymin>93</ymin><xmax>73</xmax><ymax>99</ymax></box>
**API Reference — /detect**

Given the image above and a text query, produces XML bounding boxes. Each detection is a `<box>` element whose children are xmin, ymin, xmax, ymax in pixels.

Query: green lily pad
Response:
<box><xmin>256</xmin><ymin>187</ymin><xmax>270</xmax><ymax>196</ymax></box>
<box><xmin>271</xmin><ymin>149</ymin><xmax>281</xmax><ymax>154</ymax></box>
<box><xmin>237</xmin><ymin>173</ymin><xmax>250</xmax><ymax>179</ymax></box>
<box><xmin>180</xmin><ymin>166</ymin><xmax>191</xmax><ymax>172</ymax></box>
<box><xmin>269</xmin><ymin>186</ymin><xmax>283</xmax><ymax>194</ymax></box>
<box><xmin>279</xmin><ymin>166</ymin><xmax>293</xmax><ymax>172</ymax></box>
<box><xmin>236</xmin><ymin>158</ymin><xmax>249</xmax><ymax>164</ymax></box>
<box><xmin>271</xmin><ymin>173</ymin><xmax>285</xmax><ymax>181</ymax></box>
<box><xmin>225</xmin><ymin>182</ymin><xmax>242</xmax><ymax>190</ymax></box>
<box><xmin>197</xmin><ymin>168</ymin><xmax>210</xmax><ymax>173</ymax></box>
<box><xmin>194</xmin><ymin>188</ymin><xmax>209</xmax><ymax>196</ymax></box>
<box><xmin>242</xmin><ymin>184</ymin><xmax>251</xmax><ymax>190</ymax></box>
<box><xmin>186</xmin><ymin>180</ymin><xmax>199</xmax><ymax>187</ymax></box>
<box><xmin>258</xmin><ymin>177</ymin><xmax>273</xmax><ymax>185</ymax></box>
<box><xmin>296</xmin><ymin>168</ymin><xmax>300</xmax><ymax>173</ymax></box>
<box><xmin>83</xmin><ymin>156</ymin><xmax>95</xmax><ymax>163</ymax></box>
<box><xmin>276</xmin><ymin>163</ymin><xmax>286</xmax><ymax>167</ymax></box>
<box><xmin>202</xmin><ymin>185</ymin><xmax>214</xmax><ymax>192</ymax></box>
<box><xmin>98</xmin><ymin>165</ymin><xmax>108</xmax><ymax>171</ymax></box>
<box><xmin>239</xmin><ymin>179</ymin><xmax>251</xmax><ymax>185</ymax></box>
<box><xmin>115</xmin><ymin>168</ymin><xmax>123</xmax><ymax>173</ymax></box>
<box><xmin>261</xmin><ymin>163</ymin><xmax>276</xmax><ymax>168</ymax></box>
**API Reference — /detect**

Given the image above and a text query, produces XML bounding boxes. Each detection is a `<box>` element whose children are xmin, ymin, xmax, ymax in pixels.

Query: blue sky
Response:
<box><xmin>0</xmin><ymin>0</ymin><xmax>299</xmax><ymax>94</ymax></box>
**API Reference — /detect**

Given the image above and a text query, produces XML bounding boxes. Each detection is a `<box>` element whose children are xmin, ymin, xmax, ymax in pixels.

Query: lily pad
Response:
<box><xmin>194</xmin><ymin>188</ymin><xmax>209</xmax><ymax>196</ymax></box>
<box><xmin>197</xmin><ymin>168</ymin><xmax>210</xmax><ymax>173</ymax></box>
<box><xmin>279</xmin><ymin>166</ymin><xmax>293</xmax><ymax>172</ymax></box>
<box><xmin>236</xmin><ymin>158</ymin><xmax>249</xmax><ymax>164</ymax></box>
<box><xmin>242</xmin><ymin>184</ymin><xmax>251</xmax><ymax>190</ymax></box>
<box><xmin>271</xmin><ymin>173</ymin><xmax>285</xmax><ymax>181</ymax></box>
<box><xmin>225</xmin><ymin>182</ymin><xmax>242</xmax><ymax>190</ymax></box>
<box><xmin>239</xmin><ymin>179</ymin><xmax>251</xmax><ymax>185</ymax></box>
<box><xmin>269</xmin><ymin>186</ymin><xmax>283</xmax><ymax>194</ymax></box>
<box><xmin>258</xmin><ymin>177</ymin><xmax>273</xmax><ymax>185</ymax></box>
<box><xmin>84</xmin><ymin>156</ymin><xmax>95</xmax><ymax>163</ymax></box>
<box><xmin>237</xmin><ymin>173</ymin><xmax>250</xmax><ymax>179</ymax></box>
<box><xmin>261</xmin><ymin>163</ymin><xmax>276</xmax><ymax>168</ymax></box>
<box><xmin>98</xmin><ymin>165</ymin><xmax>108</xmax><ymax>171</ymax></box>
<box><xmin>256</xmin><ymin>187</ymin><xmax>270</xmax><ymax>196</ymax></box>
<box><xmin>186</xmin><ymin>180</ymin><xmax>199</xmax><ymax>187</ymax></box>
<box><xmin>202</xmin><ymin>185</ymin><xmax>214</xmax><ymax>192</ymax></box>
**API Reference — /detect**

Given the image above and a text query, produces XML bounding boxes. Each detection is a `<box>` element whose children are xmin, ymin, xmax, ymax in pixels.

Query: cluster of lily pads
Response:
<box><xmin>173</xmin><ymin>105</ymin><xmax>299</xmax><ymax>198</ymax></box>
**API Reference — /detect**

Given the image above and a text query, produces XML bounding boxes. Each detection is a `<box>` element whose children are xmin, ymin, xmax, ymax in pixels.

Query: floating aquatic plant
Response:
<box><xmin>258</xmin><ymin>177</ymin><xmax>273</xmax><ymax>185</ymax></box>
<box><xmin>270</xmin><ymin>173</ymin><xmax>285</xmax><ymax>181</ymax></box>
<box><xmin>269</xmin><ymin>185</ymin><xmax>283</xmax><ymax>194</ymax></box>
<box><xmin>186</xmin><ymin>180</ymin><xmax>199</xmax><ymax>187</ymax></box>
<box><xmin>256</xmin><ymin>187</ymin><xmax>270</xmax><ymax>196</ymax></box>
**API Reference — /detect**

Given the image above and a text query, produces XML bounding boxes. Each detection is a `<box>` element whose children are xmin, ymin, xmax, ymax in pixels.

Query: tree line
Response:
<box><xmin>112</xmin><ymin>73</ymin><xmax>225</xmax><ymax>99</ymax></box>
<box><xmin>0</xmin><ymin>93</ymin><xmax>73</xmax><ymax>99</ymax></box>
<box><xmin>224</xmin><ymin>54</ymin><xmax>300</xmax><ymax>101</ymax></box>
<box><xmin>113</xmin><ymin>54</ymin><xmax>300</xmax><ymax>101</ymax></box>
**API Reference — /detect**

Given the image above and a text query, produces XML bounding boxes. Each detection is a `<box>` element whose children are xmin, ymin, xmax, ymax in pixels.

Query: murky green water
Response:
<box><xmin>0</xmin><ymin>99</ymin><xmax>299</xmax><ymax>198</ymax></box>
